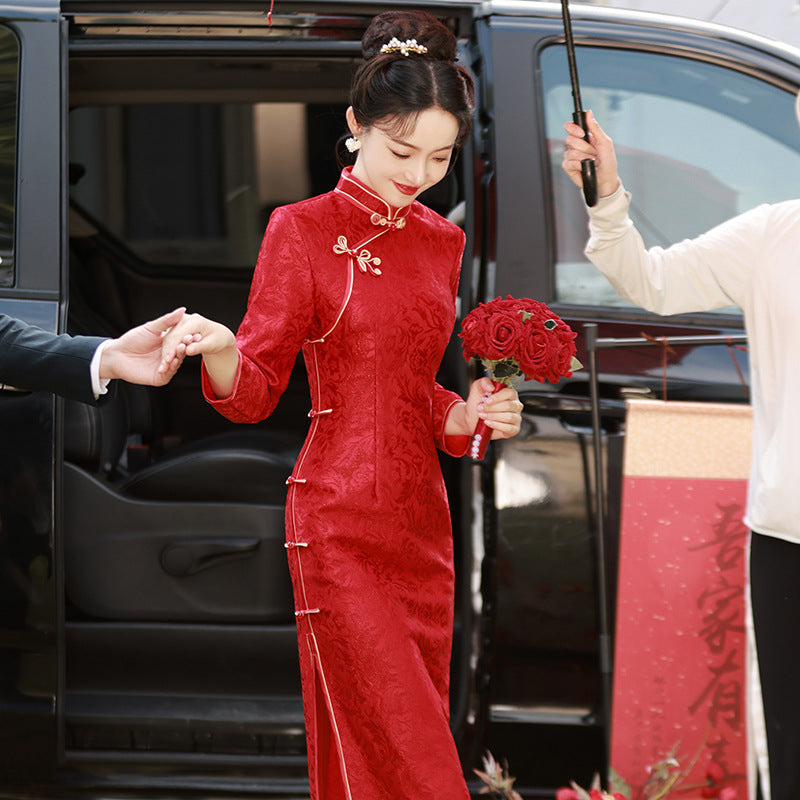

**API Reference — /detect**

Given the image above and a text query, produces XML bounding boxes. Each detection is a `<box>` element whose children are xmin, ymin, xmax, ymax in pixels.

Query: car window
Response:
<box><xmin>69</xmin><ymin>96</ymin><xmax>462</xmax><ymax>272</ymax></box>
<box><xmin>0</xmin><ymin>26</ymin><xmax>19</xmax><ymax>287</ymax></box>
<box><xmin>69</xmin><ymin>101</ymin><xmax>345</xmax><ymax>269</ymax></box>
<box><xmin>541</xmin><ymin>45</ymin><xmax>800</xmax><ymax>312</ymax></box>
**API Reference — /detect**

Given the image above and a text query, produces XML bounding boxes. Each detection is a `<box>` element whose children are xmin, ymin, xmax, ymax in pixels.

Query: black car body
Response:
<box><xmin>2</xmin><ymin>0</ymin><xmax>800</xmax><ymax>796</ymax></box>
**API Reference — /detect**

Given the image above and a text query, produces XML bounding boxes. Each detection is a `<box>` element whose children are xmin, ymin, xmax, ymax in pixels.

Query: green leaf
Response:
<box><xmin>492</xmin><ymin>359</ymin><xmax>521</xmax><ymax>380</ymax></box>
<box><xmin>609</xmin><ymin>767</ymin><xmax>632</xmax><ymax>798</ymax></box>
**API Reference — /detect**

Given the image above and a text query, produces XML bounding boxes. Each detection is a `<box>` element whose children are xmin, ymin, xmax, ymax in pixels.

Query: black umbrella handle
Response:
<box><xmin>573</xmin><ymin>110</ymin><xmax>598</xmax><ymax>207</ymax></box>
<box><xmin>561</xmin><ymin>0</ymin><xmax>598</xmax><ymax>207</ymax></box>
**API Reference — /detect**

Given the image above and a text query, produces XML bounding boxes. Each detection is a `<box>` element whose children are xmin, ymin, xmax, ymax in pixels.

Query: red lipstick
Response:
<box><xmin>394</xmin><ymin>182</ymin><xmax>419</xmax><ymax>196</ymax></box>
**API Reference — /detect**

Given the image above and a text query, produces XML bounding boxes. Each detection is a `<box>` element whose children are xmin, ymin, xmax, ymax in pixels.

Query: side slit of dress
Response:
<box><xmin>306</xmin><ymin>632</ymin><xmax>351</xmax><ymax>800</ymax></box>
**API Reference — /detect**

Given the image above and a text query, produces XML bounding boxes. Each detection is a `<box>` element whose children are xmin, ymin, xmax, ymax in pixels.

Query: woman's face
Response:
<box><xmin>347</xmin><ymin>106</ymin><xmax>459</xmax><ymax>208</ymax></box>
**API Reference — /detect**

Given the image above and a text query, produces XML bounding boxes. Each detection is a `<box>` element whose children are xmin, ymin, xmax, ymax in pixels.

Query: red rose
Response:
<box><xmin>459</xmin><ymin>295</ymin><xmax>577</xmax><ymax>383</ymax></box>
<box><xmin>483</xmin><ymin>305</ymin><xmax>526</xmax><ymax>361</ymax></box>
<box><xmin>516</xmin><ymin>303</ymin><xmax>577</xmax><ymax>383</ymax></box>
<box><xmin>555</xmin><ymin>789</ymin><xmax>580</xmax><ymax>800</ymax></box>
<box><xmin>459</xmin><ymin>296</ymin><xmax>526</xmax><ymax>362</ymax></box>
<box><xmin>459</xmin><ymin>303</ymin><xmax>492</xmax><ymax>361</ymax></box>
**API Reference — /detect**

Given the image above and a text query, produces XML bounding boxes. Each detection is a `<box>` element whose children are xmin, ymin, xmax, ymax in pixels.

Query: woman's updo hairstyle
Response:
<box><xmin>347</xmin><ymin>10</ymin><xmax>475</xmax><ymax>156</ymax></box>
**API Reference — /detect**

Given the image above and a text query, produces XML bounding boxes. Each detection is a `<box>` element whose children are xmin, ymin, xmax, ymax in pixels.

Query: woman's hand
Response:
<box><xmin>100</xmin><ymin>307</ymin><xmax>188</xmax><ymax>387</ymax></box>
<box><xmin>448</xmin><ymin>377</ymin><xmax>523</xmax><ymax>441</ymax></box>
<box><xmin>159</xmin><ymin>312</ymin><xmax>239</xmax><ymax>399</ymax></box>
<box><xmin>562</xmin><ymin>109</ymin><xmax>621</xmax><ymax>200</ymax></box>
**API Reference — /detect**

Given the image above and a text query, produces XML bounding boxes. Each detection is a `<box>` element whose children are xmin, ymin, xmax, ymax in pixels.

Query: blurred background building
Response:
<box><xmin>573</xmin><ymin>0</ymin><xmax>800</xmax><ymax>49</ymax></box>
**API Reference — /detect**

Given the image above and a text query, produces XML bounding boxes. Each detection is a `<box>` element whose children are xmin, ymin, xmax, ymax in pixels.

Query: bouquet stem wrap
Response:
<box><xmin>470</xmin><ymin>380</ymin><xmax>504</xmax><ymax>461</ymax></box>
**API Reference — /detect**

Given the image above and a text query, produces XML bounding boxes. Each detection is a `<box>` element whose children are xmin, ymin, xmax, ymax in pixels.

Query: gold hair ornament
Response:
<box><xmin>379</xmin><ymin>37</ymin><xmax>428</xmax><ymax>57</ymax></box>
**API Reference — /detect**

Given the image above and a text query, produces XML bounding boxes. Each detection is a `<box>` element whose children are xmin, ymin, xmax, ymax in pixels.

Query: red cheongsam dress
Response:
<box><xmin>203</xmin><ymin>167</ymin><xmax>471</xmax><ymax>800</ymax></box>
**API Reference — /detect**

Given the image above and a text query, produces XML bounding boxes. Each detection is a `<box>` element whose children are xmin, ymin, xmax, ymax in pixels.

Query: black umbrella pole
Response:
<box><xmin>561</xmin><ymin>0</ymin><xmax>598</xmax><ymax>206</ymax></box>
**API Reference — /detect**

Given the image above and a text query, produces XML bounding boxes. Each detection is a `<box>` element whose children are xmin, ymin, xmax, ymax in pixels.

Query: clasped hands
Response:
<box><xmin>98</xmin><ymin>306</ymin><xmax>192</xmax><ymax>388</ymax></box>
<box><xmin>155</xmin><ymin>313</ymin><xmax>523</xmax><ymax>440</ymax></box>
<box><xmin>94</xmin><ymin>307</ymin><xmax>234</xmax><ymax>390</ymax></box>
<box><xmin>158</xmin><ymin>312</ymin><xmax>238</xmax><ymax>399</ymax></box>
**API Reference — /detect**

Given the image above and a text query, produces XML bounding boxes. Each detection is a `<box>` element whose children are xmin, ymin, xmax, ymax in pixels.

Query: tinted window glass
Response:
<box><xmin>69</xmin><ymin>102</ymin><xmax>344</xmax><ymax>269</ymax></box>
<box><xmin>541</xmin><ymin>46</ymin><xmax>800</xmax><ymax>311</ymax></box>
<box><xmin>0</xmin><ymin>26</ymin><xmax>19</xmax><ymax>287</ymax></box>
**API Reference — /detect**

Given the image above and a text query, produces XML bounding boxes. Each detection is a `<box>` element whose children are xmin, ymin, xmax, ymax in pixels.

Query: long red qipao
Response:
<box><xmin>202</xmin><ymin>168</ymin><xmax>471</xmax><ymax>800</ymax></box>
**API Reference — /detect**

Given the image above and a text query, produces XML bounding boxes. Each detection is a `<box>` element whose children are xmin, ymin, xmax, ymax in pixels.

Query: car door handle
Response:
<box><xmin>0</xmin><ymin>383</ymin><xmax>29</xmax><ymax>395</ymax></box>
<box><xmin>160</xmin><ymin>537</ymin><xmax>261</xmax><ymax>577</ymax></box>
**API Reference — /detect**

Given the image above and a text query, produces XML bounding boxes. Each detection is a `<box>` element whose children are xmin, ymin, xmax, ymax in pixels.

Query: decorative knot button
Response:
<box><xmin>333</xmin><ymin>235</ymin><xmax>382</xmax><ymax>276</ymax></box>
<box><xmin>370</xmin><ymin>213</ymin><xmax>406</xmax><ymax>230</ymax></box>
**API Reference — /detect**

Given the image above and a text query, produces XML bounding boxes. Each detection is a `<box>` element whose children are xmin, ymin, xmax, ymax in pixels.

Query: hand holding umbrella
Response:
<box><xmin>561</xmin><ymin>0</ymin><xmax>598</xmax><ymax>206</ymax></box>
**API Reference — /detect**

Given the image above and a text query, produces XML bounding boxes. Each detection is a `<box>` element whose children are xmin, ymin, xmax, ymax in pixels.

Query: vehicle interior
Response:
<box><xmin>62</xmin><ymin>41</ymin><xmax>472</xmax><ymax>767</ymax></box>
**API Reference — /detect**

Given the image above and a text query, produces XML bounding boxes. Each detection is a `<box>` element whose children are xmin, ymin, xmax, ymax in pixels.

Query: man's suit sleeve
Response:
<box><xmin>0</xmin><ymin>314</ymin><xmax>107</xmax><ymax>404</ymax></box>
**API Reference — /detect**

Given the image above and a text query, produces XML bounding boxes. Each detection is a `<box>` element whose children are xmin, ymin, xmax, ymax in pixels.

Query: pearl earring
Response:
<box><xmin>345</xmin><ymin>136</ymin><xmax>361</xmax><ymax>153</ymax></box>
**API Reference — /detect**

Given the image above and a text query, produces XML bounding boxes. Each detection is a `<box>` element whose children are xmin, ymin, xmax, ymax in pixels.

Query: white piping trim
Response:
<box><xmin>334</xmin><ymin>173</ymin><xmax>412</xmax><ymax>225</ymax></box>
<box><xmin>307</xmin><ymin>254</ymin><xmax>354</xmax><ymax>344</ymax></box>
<box><xmin>334</xmin><ymin>185</ymin><xmax>383</xmax><ymax>219</ymax></box>
<box><xmin>284</xmin><ymin>353</ymin><xmax>354</xmax><ymax>798</ymax></box>
<box><xmin>313</xmin><ymin>175</ymin><xmax>409</xmax><ymax>346</ymax></box>
<box><xmin>306</xmin><ymin>632</ymin><xmax>354</xmax><ymax>800</ymax></box>
<box><xmin>337</xmin><ymin>174</ymin><xmax>389</xmax><ymax>217</ymax></box>
<box><xmin>357</xmin><ymin>228</ymin><xmax>390</xmax><ymax>251</ymax></box>
<box><xmin>311</xmin><ymin>217</ymin><xmax>394</xmax><ymax>345</ymax></box>
<box><xmin>439</xmin><ymin>397</ymin><xmax>469</xmax><ymax>455</ymax></box>
<box><xmin>287</xmin><ymin>344</ymin><xmax>323</xmax><ymax>614</ymax></box>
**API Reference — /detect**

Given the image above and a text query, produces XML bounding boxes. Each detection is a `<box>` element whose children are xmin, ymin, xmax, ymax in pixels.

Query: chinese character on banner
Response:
<box><xmin>611</xmin><ymin>400</ymin><xmax>752</xmax><ymax>798</ymax></box>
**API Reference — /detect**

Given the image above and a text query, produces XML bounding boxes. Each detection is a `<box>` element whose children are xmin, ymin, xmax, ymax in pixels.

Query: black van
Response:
<box><xmin>2</xmin><ymin>1</ymin><xmax>800</xmax><ymax>796</ymax></box>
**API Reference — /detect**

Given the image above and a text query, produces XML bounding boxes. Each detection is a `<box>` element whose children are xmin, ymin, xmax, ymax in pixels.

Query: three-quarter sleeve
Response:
<box><xmin>202</xmin><ymin>207</ymin><xmax>316</xmax><ymax>423</ymax></box>
<box><xmin>433</xmin><ymin>383</ymin><xmax>469</xmax><ymax>457</ymax></box>
<box><xmin>433</xmin><ymin>226</ymin><xmax>469</xmax><ymax>457</ymax></box>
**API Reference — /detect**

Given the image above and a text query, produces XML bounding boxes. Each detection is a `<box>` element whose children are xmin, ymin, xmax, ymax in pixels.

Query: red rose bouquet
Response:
<box><xmin>459</xmin><ymin>295</ymin><xmax>580</xmax><ymax>459</ymax></box>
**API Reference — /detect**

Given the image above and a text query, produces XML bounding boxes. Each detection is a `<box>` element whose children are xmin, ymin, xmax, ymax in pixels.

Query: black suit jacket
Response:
<box><xmin>0</xmin><ymin>314</ymin><xmax>107</xmax><ymax>404</ymax></box>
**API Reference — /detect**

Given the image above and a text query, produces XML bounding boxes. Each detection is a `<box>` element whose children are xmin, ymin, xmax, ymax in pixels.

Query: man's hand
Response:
<box><xmin>99</xmin><ymin>307</ymin><xmax>188</xmax><ymax>387</ymax></box>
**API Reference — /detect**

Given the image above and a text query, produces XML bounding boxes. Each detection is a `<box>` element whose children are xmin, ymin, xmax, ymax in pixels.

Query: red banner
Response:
<box><xmin>611</xmin><ymin>400</ymin><xmax>752</xmax><ymax>799</ymax></box>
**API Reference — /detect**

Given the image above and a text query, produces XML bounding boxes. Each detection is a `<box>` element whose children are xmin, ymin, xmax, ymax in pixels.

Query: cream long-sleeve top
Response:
<box><xmin>585</xmin><ymin>183</ymin><xmax>800</xmax><ymax>544</ymax></box>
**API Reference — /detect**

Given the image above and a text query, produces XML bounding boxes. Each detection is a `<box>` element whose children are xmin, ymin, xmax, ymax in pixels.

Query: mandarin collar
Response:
<box><xmin>334</xmin><ymin>167</ymin><xmax>412</xmax><ymax>229</ymax></box>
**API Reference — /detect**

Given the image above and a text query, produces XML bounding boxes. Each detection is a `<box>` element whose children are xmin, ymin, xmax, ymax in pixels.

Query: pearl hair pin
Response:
<box><xmin>379</xmin><ymin>37</ymin><xmax>428</xmax><ymax>57</ymax></box>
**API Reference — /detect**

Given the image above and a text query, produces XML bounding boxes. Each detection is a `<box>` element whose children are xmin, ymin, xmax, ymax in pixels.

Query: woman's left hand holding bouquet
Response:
<box><xmin>446</xmin><ymin>376</ymin><xmax>523</xmax><ymax>441</ymax></box>
<box><xmin>159</xmin><ymin>313</ymin><xmax>238</xmax><ymax>399</ymax></box>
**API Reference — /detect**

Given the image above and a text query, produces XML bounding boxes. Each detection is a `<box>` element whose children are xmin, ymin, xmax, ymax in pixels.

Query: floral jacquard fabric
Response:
<box><xmin>202</xmin><ymin>168</ymin><xmax>471</xmax><ymax>800</ymax></box>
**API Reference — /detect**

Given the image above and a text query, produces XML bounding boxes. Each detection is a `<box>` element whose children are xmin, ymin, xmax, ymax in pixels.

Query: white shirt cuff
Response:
<box><xmin>90</xmin><ymin>339</ymin><xmax>113</xmax><ymax>398</ymax></box>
